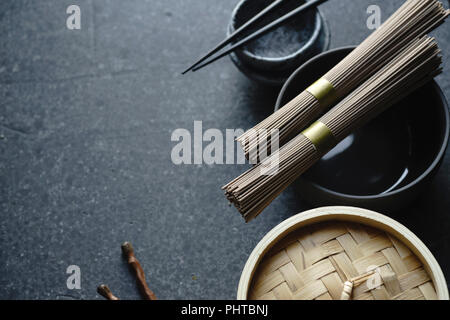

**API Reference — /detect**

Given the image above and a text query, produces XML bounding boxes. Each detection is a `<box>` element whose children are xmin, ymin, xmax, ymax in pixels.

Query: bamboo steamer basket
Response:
<box><xmin>237</xmin><ymin>206</ymin><xmax>448</xmax><ymax>300</ymax></box>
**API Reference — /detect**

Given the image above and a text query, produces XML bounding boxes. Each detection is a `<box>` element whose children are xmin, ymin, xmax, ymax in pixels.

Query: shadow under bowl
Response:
<box><xmin>275</xmin><ymin>46</ymin><xmax>450</xmax><ymax>211</ymax></box>
<box><xmin>228</xmin><ymin>0</ymin><xmax>330</xmax><ymax>86</ymax></box>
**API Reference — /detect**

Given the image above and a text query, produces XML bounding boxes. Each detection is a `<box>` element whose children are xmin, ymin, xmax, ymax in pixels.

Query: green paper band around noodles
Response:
<box><xmin>306</xmin><ymin>78</ymin><xmax>337</xmax><ymax>107</ymax></box>
<box><xmin>302</xmin><ymin>121</ymin><xmax>337</xmax><ymax>154</ymax></box>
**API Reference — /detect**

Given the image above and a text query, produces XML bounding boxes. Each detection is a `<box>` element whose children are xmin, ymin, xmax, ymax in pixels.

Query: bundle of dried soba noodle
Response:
<box><xmin>238</xmin><ymin>0</ymin><xmax>449</xmax><ymax>163</ymax></box>
<box><xmin>224</xmin><ymin>36</ymin><xmax>442</xmax><ymax>222</ymax></box>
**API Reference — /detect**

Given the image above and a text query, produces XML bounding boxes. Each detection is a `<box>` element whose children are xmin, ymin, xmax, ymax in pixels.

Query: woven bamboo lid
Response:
<box><xmin>238</xmin><ymin>207</ymin><xmax>448</xmax><ymax>300</ymax></box>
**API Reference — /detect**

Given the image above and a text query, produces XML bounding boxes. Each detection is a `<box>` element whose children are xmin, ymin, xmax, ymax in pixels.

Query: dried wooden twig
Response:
<box><xmin>121</xmin><ymin>242</ymin><xmax>157</xmax><ymax>300</ymax></box>
<box><xmin>97</xmin><ymin>284</ymin><xmax>120</xmax><ymax>300</ymax></box>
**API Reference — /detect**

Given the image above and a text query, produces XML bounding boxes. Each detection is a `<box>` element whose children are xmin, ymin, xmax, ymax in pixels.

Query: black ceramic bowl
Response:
<box><xmin>228</xmin><ymin>0</ymin><xmax>330</xmax><ymax>86</ymax></box>
<box><xmin>275</xmin><ymin>46</ymin><xmax>450</xmax><ymax>211</ymax></box>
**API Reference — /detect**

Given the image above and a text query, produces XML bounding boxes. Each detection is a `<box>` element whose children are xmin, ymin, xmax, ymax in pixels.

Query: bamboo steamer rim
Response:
<box><xmin>237</xmin><ymin>206</ymin><xmax>449</xmax><ymax>300</ymax></box>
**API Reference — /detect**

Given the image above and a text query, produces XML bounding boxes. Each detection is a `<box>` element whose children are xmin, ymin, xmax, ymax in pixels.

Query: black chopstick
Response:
<box><xmin>182</xmin><ymin>0</ymin><xmax>286</xmax><ymax>74</ymax></box>
<box><xmin>190</xmin><ymin>0</ymin><xmax>329</xmax><ymax>73</ymax></box>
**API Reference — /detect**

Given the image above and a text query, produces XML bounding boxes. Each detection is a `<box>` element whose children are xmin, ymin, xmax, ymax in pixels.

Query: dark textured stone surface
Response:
<box><xmin>0</xmin><ymin>0</ymin><xmax>449</xmax><ymax>300</ymax></box>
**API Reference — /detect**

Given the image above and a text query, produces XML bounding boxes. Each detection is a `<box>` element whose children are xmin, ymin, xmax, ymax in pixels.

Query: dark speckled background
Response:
<box><xmin>0</xmin><ymin>0</ymin><xmax>449</xmax><ymax>300</ymax></box>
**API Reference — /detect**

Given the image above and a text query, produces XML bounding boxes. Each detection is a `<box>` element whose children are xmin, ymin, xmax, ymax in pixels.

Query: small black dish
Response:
<box><xmin>228</xmin><ymin>0</ymin><xmax>330</xmax><ymax>86</ymax></box>
<box><xmin>275</xmin><ymin>46</ymin><xmax>450</xmax><ymax>211</ymax></box>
